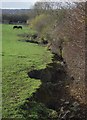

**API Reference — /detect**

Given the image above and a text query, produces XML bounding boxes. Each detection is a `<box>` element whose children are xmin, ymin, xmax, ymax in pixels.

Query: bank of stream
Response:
<box><xmin>18</xmin><ymin>34</ymin><xmax>86</xmax><ymax>120</ymax></box>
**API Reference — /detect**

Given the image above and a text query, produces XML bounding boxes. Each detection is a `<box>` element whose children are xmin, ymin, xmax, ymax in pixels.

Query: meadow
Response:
<box><xmin>2</xmin><ymin>24</ymin><xmax>52</xmax><ymax>118</ymax></box>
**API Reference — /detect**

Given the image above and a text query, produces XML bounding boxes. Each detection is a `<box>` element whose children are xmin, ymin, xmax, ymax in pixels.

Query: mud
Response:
<box><xmin>21</xmin><ymin>53</ymin><xmax>87</xmax><ymax>119</ymax></box>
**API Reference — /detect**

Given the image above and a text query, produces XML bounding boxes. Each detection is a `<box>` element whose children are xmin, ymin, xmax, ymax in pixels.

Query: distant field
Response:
<box><xmin>2</xmin><ymin>24</ymin><xmax>52</xmax><ymax>118</ymax></box>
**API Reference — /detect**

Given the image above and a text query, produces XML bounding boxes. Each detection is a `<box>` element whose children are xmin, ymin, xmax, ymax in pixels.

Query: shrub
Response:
<box><xmin>29</xmin><ymin>14</ymin><xmax>53</xmax><ymax>37</ymax></box>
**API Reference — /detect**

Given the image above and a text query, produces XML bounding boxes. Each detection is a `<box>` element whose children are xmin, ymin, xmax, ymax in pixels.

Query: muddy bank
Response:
<box><xmin>19</xmin><ymin>53</ymin><xmax>86</xmax><ymax>120</ymax></box>
<box><xmin>27</xmin><ymin>62</ymin><xmax>69</xmax><ymax>109</ymax></box>
<box><xmin>18</xmin><ymin>39</ymin><xmax>39</xmax><ymax>44</ymax></box>
<box><xmin>18</xmin><ymin>33</ymin><xmax>48</xmax><ymax>45</ymax></box>
<box><xmin>17</xmin><ymin>33</ymin><xmax>86</xmax><ymax>119</ymax></box>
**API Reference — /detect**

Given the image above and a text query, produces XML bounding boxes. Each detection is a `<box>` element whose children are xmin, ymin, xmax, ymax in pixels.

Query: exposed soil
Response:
<box><xmin>18</xmin><ymin>39</ymin><xmax>39</xmax><ymax>44</ymax></box>
<box><xmin>18</xmin><ymin>33</ymin><xmax>48</xmax><ymax>45</ymax></box>
<box><xmin>27</xmin><ymin>62</ymin><xmax>69</xmax><ymax>109</ymax></box>
<box><xmin>17</xmin><ymin>33</ymin><xmax>87</xmax><ymax>119</ymax></box>
<box><xmin>20</xmin><ymin>53</ymin><xmax>87</xmax><ymax>120</ymax></box>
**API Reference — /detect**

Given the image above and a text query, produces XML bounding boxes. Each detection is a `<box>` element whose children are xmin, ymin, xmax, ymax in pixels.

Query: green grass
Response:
<box><xmin>2</xmin><ymin>24</ymin><xmax>52</xmax><ymax>118</ymax></box>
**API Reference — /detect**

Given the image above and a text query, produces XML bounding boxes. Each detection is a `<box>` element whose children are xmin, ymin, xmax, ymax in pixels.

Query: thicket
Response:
<box><xmin>28</xmin><ymin>2</ymin><xmax>85</xmax><ymax>55</ymax></box>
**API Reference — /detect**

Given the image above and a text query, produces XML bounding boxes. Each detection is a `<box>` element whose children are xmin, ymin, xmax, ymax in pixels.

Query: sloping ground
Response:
<box><xmin>19</xmin><ymin>53</ymin><xmax>87</xmax><ymax>120</ymax></box>
<box><xmin>2</xmin><ymin>24</ymin><xmax>52</xmax><ymax>118</ymax></box>
<box><xmin>2</xmin><ymin>24</ymin><xmax>87</xmax><ymax>119</ymax></box>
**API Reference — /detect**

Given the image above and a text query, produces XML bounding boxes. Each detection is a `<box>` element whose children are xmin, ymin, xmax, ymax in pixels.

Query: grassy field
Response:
<box><xmin>2</xmin><ymin>24</ymin><xmax>52</xmax><ymax>118</ymax></box>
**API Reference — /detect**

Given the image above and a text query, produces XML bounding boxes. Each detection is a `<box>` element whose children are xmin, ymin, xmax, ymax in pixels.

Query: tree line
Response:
<box><xmin>2</xmin><ymin>9</ymin><xmax>30</xmax><ymax>24</ymax></box>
